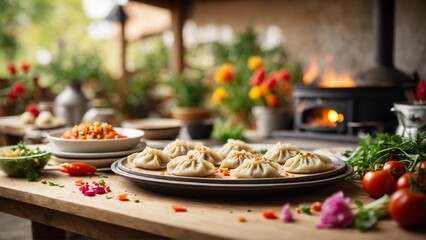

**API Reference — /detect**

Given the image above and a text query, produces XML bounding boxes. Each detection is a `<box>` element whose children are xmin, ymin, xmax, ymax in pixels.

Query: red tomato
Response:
<box><xmin>311</xmin><ymin>201</ymin><xmax>322</xmax><ymax>212</ymax></box>
<box><xmin>362</xmin><ymin>170</ymin><xmax>395</xmax><ymax>198</ymax></box>
<box><xmin>396</xmin><ymin>172</ymin><xmax>425</xmax><ymax>190</ymax></box>
<box><xmin>60</xmin><ymin>162</ymin><xmax>97</xmax><ymax>176</ymax></box>
<box><xmin>383</xmin><ymin>160</ymin><xmax>407</xmax><ymax>180</ymax></box>
<box><xmin>389</xmin><ymin>188</ymin><xmax>426</xmax><ymax>229</ymax></box>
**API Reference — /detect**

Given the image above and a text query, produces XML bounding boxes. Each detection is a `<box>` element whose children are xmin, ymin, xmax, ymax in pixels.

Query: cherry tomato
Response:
<box><xmin>311</xmin><ymin>201</ymin><xmax>322</xmax><ymax>212</ymax></box>
<box><xmin>389</xmin><ymin>188</ymin><xmax>426</xmax><ymax>229</ymax></box>
<box><xmin>396</xmin><ymin>172</ymin><xmax>425</xmax><ymax>190</ymax></box>
<box><xmin>362</xmin><ymin>170</ymin><xmax>395</xmax><ymax>198</ymax></box>
<box><xmin>383</xmin><ymin>160</ymin><xmax>407</xmax><ymax>180</ymax></box>
<box><xmin>60</xmin><ymin>162</ymin><xmax>97</xmax><ymax>176</ymax></box>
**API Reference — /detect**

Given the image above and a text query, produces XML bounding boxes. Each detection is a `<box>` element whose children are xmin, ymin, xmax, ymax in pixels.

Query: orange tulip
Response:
<box><xmin>265</xmin><ymin>94</ymin><xmax>279</xmax><ymax>107</ymax></box>
<box><xmin>215</xmin><ymin>63</ymin><xmax>234</xmax><ymax>83</ymax></box>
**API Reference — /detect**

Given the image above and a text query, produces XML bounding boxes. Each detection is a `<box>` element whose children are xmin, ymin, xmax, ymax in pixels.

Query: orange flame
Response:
<box><xmin>303</xmin><ymin>54</ymin><xmax>356</xmax><ymax>88</ymax></box>
<box><xmin>307</xmin><ymin>108</ymin><xmax>344</xmax><ymax>128</ymax></box>
<box><xmin>303</xmin><ymin>56</ymin><xmax>320</xmax><ymax>85</ymax></box>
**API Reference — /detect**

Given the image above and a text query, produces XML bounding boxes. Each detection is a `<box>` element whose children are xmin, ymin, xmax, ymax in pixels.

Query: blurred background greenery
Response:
<box><xmin>0</xmin><ymin>0</ymin><xmax>302</xmax><ymax>127</ymax></box>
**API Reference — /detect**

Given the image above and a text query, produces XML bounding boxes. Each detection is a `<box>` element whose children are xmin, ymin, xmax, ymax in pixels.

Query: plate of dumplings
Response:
<box><xmin>111</xmin><ymin>139</ymin><xmax>353</xmax><ymax>197</ymax></box>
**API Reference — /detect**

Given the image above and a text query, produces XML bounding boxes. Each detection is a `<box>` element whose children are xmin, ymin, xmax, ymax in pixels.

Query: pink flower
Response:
<box><xmin>280</xmin><ymin>203</ymin><xmax>294</xmax><ymax>223</ymax></box>
<box><xmin>316</xmin><ymin>191</ymin><xmax>354</xmax><ymax>229</ymax></box>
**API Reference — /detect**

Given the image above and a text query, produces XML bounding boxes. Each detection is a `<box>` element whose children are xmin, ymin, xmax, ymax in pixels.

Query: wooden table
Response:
<box><xmin>0</xmin><ymin>115</ymin><xmax>28</xmax><ymax>146</ymax></box>
<box><xmin>0</xmin><ymin>138</ymin><xmax>424</xmax><ymax>240</ymax></box>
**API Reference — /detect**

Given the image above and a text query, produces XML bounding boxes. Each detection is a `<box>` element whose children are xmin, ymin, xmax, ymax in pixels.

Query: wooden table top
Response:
<box><xmin>0</xmin><ymin>156</ymin><xmax>424</xmax><ymax>239</ymax></box>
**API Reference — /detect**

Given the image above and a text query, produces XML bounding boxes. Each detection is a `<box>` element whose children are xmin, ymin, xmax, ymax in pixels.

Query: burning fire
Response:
<box><xmin>303</xmin><ymin>54</ymin><xmax>356</xmax><ymax>88</ymax></box>
<box><xmin>306</xmin><ymin>108</ymin><xmax>344</xmax><ymax>128</ymax></box>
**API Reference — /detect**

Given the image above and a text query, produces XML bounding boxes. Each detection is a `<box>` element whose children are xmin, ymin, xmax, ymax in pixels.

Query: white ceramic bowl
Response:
<box><xmin>46</xmin><ymin>127</ymin><xmax>144</xmax><ymax>153</ymax></box>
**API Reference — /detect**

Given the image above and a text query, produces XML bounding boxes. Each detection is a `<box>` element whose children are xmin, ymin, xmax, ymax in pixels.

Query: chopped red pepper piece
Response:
<box><xmin>75</xmin><ymin>179</ymin><xmax>84</xmax><ymax>186</ymax></box>
<box><xmin>60</xmin><ymin>162</ymin><xmax>96</xmax><ymax>176</ymax></box>
<box><xmin>311</xmin><ymin>201</ymin><xmax>322</xmax><ymax>212</ymax></box>
<box><xmin>118</xmin><ymin>193</ymin><xmax>128</xmax><ymax>201</ymax></box>
<box><xmin>237</xmin><ymin>217</ymin><xmax>247</xmax><ymax>222</ymax></box>
<box><xmin>172</xmin><ymin>204</ymin><xmax>187</xmax><ymax>212</ymax></box>
<box><xmin>262</xmin><ymin>210</ymin><xmax>278</xmax><ymax>219</ymax></box>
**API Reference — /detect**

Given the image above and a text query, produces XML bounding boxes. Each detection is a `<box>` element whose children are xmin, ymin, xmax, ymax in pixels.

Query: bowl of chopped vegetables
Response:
<box><xmin>0</xmin><ymin>142</ymin><xmax>51</xmax><ymax>181</ymax></box>
<box><xmin>46</xmin><ymin>122</ymin><xmax>144</xmax><ymax>153</ymax></box>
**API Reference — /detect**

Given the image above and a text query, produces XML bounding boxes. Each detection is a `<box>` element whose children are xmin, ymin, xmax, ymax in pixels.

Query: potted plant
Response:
<box><xmin>168</xmin><ymin>67</ymin><xmax>214</xmax><ymax>139</ymax></box>
<box><xmin>168</xmin><ymin>67</ymin><xmax>212</xmax><ymax>123</ymax></box>
<box><xmin>247</xmin><ymin>55</ymin><xmax>294</xmax><ymax>138</ymax></box>
<box><xmin>38</xmin><ymin>48</ymin><xmax>114</xmax><ymax>126</ymax></box>
<box><xmin>392</xmin><ymin>80</ymin><xmax>426</xmax><ymax>139</ymax></box>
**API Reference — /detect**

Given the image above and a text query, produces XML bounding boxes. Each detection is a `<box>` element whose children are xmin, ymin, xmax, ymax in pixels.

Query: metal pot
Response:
<box><xmin>391</xmin><ymin>101</ymin><xmax>426</xmax><ymax>139</ymax></box>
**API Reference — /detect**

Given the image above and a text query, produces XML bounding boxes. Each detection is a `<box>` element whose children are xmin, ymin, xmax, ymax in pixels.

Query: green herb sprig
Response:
<box><xmin>345</xmin><ymin>133</ymin><xmax>425</xmax><ymax>180</ymax></box>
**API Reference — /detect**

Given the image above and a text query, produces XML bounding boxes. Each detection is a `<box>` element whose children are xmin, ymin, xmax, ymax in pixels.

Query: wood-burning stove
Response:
<box><xmin>279</xmin><ymin>0</ymin><xmax>417</xmax><ymax>142</ymax></box>
<box><xmin>293</xmin><ymin>86</ymin><xmax>406</xmax><ymax>137</ymax></box>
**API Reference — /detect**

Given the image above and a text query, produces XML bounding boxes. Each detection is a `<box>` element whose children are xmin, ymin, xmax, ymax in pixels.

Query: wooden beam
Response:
<box><xmin>170</xmin><ymin>1</ymin><xmax>189</xmax><ymax>73</ymax></box>
<box><xmin>119</xmin><ymin>19</ymin><xmax>128</xmax><ymax>98</ymax></box>
<box><xmin>130</xmin><ymin>0</ymin><xmax>175</xmax><ymax>9</ymax></box>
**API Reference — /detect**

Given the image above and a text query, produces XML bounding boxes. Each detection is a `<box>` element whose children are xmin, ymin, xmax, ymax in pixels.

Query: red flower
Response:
<box><xmin>26</xmin><ymin>104</ymin><xmax>40</xmax><ymax>117</ymax></box>
<box><xmin>264</xmin><ymin>76</ymin><xmax>278</xmax><ymax>89</ymax></box>
<box><xmin>7</xmin><ymin>64</ymin><xmax>17</xmax><ymax>75</ymax></box>
<box><xmin>11</xmin><ymin>82</ymin><xmax>26</xmax><ymax>95</ymax></box>
<box><xmin>266</xmin><ymin>94</ymin><xmax>279</xmax><ymax>107</ymax></box>
<box><xmin>7</xmin><ymin>91</ymin><xmax>17</xmax><ymax>102</ymax></box>
<box><xmin>250</xmin><ymin>68</ymin><xmax>266</xmax><ymax>86</ymax></box>
<box><xmin>273</xmin><ymin>70</ymin><xmax>291</xmax><ymax>82</ymax></box>
<box><xmin>416</xmin><ymin>81</ymin><xmax>426</xmax><ymax>101</ymax></box>
<box><xmin>21</xmin><ymin>62</ymin><xmax>31</xmax><ymax>72</ymax></box>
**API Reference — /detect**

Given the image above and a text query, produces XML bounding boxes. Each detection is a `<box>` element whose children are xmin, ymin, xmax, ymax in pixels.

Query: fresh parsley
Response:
<box><xmin>299</xmin><ymin>204</ymin><xmax>311</xmax><ymax>215</ymax></box>
<box><xmin>345</xmin><ymin>133</ymin><xmax>425</xmax><ymax>179</ymax></box>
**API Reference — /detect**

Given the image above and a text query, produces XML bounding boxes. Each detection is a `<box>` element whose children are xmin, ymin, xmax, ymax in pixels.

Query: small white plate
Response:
<box><xmin>51</xmin><ymin>142</ymin><xmax>146</xmax><ymax>159</ymax></box>
<box><xmin>50</xmin><ymin>156</ymin><xmax>119</xmax><ymax>168</ymax></box>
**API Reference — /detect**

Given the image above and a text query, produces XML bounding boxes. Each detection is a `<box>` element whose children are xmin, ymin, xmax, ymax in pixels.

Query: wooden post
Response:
<box><xmin>170</xmin><ymin>1</ymin><xmax>187</xmax><ymax>73</ymax></box>
<box><xmin>119</xmin><ymin>19</ymin><xmax>128</xmax><ymax>98</ymax></box>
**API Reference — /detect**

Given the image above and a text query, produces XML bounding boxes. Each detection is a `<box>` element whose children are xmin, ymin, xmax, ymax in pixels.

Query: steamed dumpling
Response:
<box><xmin>167</xmin><ymin>153</ymin><xmax>215</xmax><ymax>177</ymax></box>
<box><xmin>220</xmin><ymin>150</ymin><xmax>255</xmax><ymax>169</ymax></box>
<box><xmin>35</xmin><ymin>111</ymin><xmax>54</xmax><ymax>126</ymax></box>
<box><xmin>20</xmin><ymin>111</ymin><xmax>35</xmax><ymax>124</ymax></box>
<box><xmin>218</xmin><ymin>139</ymin><xmax>258</xmax><ymax>158</ymax></box>
<box><xmin>263</xmin><ymin>142</ymin><xmax>300</xmax><ymax>164</ymax></box>
<box><xmin>283</xmin><ymin>152</ymin><xmax>334</xmax><ymax>174</ymax></box>
<box><xmin>189</xmin><ymin>146</ymin><xmax>223</xmax><ymax>166</ymax></box>
<box><xmin>230</xmin><ymin>156</ymin><xmax>282</xmax><ymax>178</ymax></box>
<box><xmin>163</xmin><ymin>139</ymin><xmax>200</xmax><ymax>158</ymax></box>
<box><xmin>127</xmin><ymin>147</ymin><xmax>171</xmax><ymax>170</ymax></box>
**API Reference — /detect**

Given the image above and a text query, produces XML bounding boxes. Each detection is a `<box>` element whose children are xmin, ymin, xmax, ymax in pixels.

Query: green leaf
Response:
<box><xmin>354</xmin><ymin>199</ymin><xmax>364</xmax><ymax>208</ymax></box>
<box><xmin>355</xmin><ymin>209</ymin><xmax>377</xmax><ymax>232</ymax></box>
<box><xmin>299</xmin><ymin>204</ymin><xmax>311</xmax><ymax>215</ymax></box>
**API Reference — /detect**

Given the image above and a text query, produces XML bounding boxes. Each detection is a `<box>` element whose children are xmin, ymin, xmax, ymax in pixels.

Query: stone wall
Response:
<box><xmin>188</xmin><ymin>0</ymin><xmax>426</xmax><ymax>79</ymax></box>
